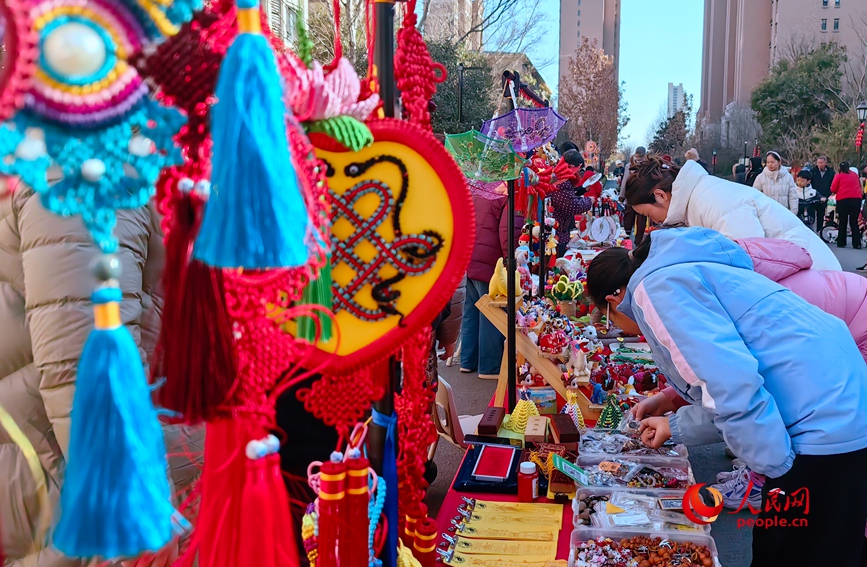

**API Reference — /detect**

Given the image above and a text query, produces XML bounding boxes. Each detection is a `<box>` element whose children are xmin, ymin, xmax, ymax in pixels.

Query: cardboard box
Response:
<box><xmin>524</xmin><ymin>416</ymin><xmax>548</xmax><ymax>445</ymax></box>
<box><xmin>478</xmin><ymin>407</ymin><xmax>506</xmax><ymax>436</ymax></box>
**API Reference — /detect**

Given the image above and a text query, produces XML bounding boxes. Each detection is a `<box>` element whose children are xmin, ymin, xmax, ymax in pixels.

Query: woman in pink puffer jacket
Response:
<box><xmin>736</xmin><ymin>237</ymin><xmax>867</xmax><ymax>359</ymax></box>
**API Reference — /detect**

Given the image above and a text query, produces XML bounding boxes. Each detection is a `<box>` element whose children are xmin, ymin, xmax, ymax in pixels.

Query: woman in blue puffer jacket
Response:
<box><xmin>585</xmin><ymin>226</ymin><xmax>867</xmax><ymax>567</ymax></box>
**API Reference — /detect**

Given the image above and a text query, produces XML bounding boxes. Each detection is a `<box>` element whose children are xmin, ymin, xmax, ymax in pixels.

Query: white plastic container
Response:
<box><xmin>568</xmin><ymin>527</ymin><xmax>722</xmax><ymax>567</ymax></box>
<box><xmin>579</xmin><ymin>428</ymin><xmax>689</xmax><ymax>459</ymax></box>
<box><xmin>572</xmin><ymin>487</ymin><xmax>710</xmax><ymax>533</ymax></box>
<box><xmin>575</xmin><ymin>454</ymin><xmax>695</xmax><ymax>489</ymax></box>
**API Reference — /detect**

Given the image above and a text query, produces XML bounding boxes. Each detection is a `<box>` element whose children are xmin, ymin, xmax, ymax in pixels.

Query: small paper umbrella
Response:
<box><xmin>444</xmin><ymin>129</ymin><xmax>526</xmax><ymax>183</ymax></box>
<box><xmin>481</xmin><ymin>107</ymin><xmax>568</xmax><ymax>153</ymax></box>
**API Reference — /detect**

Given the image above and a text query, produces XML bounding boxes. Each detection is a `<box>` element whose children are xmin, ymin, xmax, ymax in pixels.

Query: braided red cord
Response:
<box><xmin>394</xmin><ymin>327</ymin><xmax>437</xmax><ymax>528</ymax></box>
<box><xmin>394</xmin><ymin>0</ymin><xmax>445</xmax><ymax>130</ymax></box>
<box><xmin>0</xmin><ymin>0</ymin><xmax>37</xmax><ymax>121</ymax></box>
<box><xmin>324</xmin><ymin>0</ymin><xmax>343</xmax><ymax>72</ymax></box>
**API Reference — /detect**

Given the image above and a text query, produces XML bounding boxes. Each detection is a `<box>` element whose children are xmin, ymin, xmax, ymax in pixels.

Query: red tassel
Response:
<box><xmin>402</xmin><ymin>501</ymin><xmax>425</xmax><ymax>548</ymax></box>
<box><xmin>344</xmin><ymin>457</ymin><xmax>370</xmax><ymax>567</ymax></box>
<box><xmin>154</xmin><ymin>188</ymin><xmax>237</xmax><ymax>423</ymax></box>
<box><xmin>413</xmin><ymin>518</ymin><xmax>438</xmax><ymax>567</ymax></box>
<box><xmin>198</xmin><ymin>419</ymin><xmax>299</xmax><ymax>567</ymax></box>
<box><xmin>317</xmin><ymin>461</ymin><xmax>345</xmax><ymax>567</ymax></box>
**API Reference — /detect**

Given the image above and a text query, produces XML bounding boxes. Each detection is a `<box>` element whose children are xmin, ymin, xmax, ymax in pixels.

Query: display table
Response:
<box><xmin>434</xmin><ymin>452</ymin><xmax>574</xmax><ymax>560</ymax></box>
<box><xmin>475</xmin><ymin>293</ymin><xmax>599</xmax><ymax>420</ymax></box>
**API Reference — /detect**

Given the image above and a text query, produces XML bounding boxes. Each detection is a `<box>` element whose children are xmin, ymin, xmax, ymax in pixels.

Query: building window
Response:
<box><xmin>822</xmin><ymin>0</ymin><xmax>828</xmax><ymax>6</ymax></box>
<box><xmin>833</xmin><ymin>18</ymin><xmax>839</xmax><ymax>30</ymax></box>
<box><xmin>835</xmin><ymin>0</ymin><xmax>840</xmax><ymax>5</ymax></box>
<box><xmin>577</xmin><ymin>9</ymin><xmax>580</xmax><ymax>16</ymax></box>
<box><xmin>821</xmin><ymin>18</ymin><xmax>827</xmax><ymax>30</ymax></box>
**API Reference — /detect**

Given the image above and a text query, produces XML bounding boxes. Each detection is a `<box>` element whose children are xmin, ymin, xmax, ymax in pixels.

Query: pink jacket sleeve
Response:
<box><xmin>735</xmin><ymin>237</ymin><xmax>812</xmax><ymax>282</ymax></box>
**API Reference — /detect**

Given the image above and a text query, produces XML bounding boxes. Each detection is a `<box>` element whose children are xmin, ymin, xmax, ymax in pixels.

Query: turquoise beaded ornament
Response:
<box><xmin>0</xmin><ymin>0</ymin><xmax>199</xmax><ymax>252</ymax></box>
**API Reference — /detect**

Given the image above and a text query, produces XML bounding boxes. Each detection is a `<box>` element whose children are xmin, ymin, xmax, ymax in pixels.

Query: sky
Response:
<box><xmin>523</xmin><ymin>0</ymin><xmax>705</xmax><ymax>149</ymax></box>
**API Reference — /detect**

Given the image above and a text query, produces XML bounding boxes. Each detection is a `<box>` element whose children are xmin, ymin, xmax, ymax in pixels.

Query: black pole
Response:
<box><xmin>537</xmin><ymin>196</ymin><xmax>545</xmax><ymax>298</ymax></box>
<box><xmin>503</xmin><ymin>72</ymin><xmax>518</xmax><ymax>412</ymax></box>
<box><xmin>458</xmin><ymin>64</ymin><xmax>464</xmax><ymax>125</ymax></box>
<box><xmin>743</xmin><ymin>142</ymin><xmax>748</xmax><ymax>163</ymax></box>
<box><xmin>369</xmin><ymin>0</ymin><xmax>396</xmax><ymax>488</ymax></box>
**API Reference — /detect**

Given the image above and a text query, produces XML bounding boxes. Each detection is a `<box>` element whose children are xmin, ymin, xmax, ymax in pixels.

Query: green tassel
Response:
<box><xmin>296</xmin><ymin>16</ymin><xmax>314</xmax><ymax>68</ymax></box>
<box><xmin>306</xmin><ymin>116</ymin><xmax>374</xmax><ymax>152</ymax></box>
<box><xmin>297</xmin><ymin>256</ymin><xmax>333</xmax><ymax>342</ymax></box>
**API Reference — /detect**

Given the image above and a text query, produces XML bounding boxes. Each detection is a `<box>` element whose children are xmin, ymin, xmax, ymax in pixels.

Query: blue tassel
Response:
<box><xmin>54</xmin><ymin>287</ymin><xmax>174</xmax><ymax>559</ymax></box>
<box><xmin>371</xmin><ymin>409</ymin><xmax>399</xmax><ymax>567</ymax></box>
<box><xmin>193</xmin><ymin>0</ymin><xmax>309</xmax><ymax>270</ymax></box>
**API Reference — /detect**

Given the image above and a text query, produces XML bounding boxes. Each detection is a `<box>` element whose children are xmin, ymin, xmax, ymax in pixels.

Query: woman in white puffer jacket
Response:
<box><xmin>752</xmin><ymin>151</ymin><xmax>799</xmax><ymax>214</ymax></box>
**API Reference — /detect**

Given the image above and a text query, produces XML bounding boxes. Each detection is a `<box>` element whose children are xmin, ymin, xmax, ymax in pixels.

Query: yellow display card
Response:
<box><xmin>471</xmin><ymin>500</ymin><xmax>563</xmax><ymax>514</ymax></box>
<box><xmin>465</xmin><ymin>510</ymin><xmax>562</xmax><ymax>529</ymax></box>
<box><xmin>456</xmin><ymin>524</ymin><xmax>557</xmax><ymax>541</ymax></box>
<box><xmin>445</xmin><ymin>553</ymin><xmax>555</xmax><ymax>567</ymax></box>
<box><xmin>453</xmin><ymin>539</ymin><xmax>558</xmax><ymax>557</ymax></box>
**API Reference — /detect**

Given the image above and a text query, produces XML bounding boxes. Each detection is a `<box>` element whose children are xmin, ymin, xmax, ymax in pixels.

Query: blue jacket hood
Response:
<box><xmin>619</xmin><ymin>227</ymin><xmax>754</xmax><ymax>321</ymax></box>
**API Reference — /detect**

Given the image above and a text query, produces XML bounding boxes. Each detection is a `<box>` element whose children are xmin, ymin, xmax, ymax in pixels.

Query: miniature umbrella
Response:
<box><xmin>481</xmin><ymin>107</ymin><xmax>568</xmax><ymax>154</ymax></box>
<box><xmin>445</xmin><ymin>129</ymin><xmax>526</xmax><ymax>182</ymax></box>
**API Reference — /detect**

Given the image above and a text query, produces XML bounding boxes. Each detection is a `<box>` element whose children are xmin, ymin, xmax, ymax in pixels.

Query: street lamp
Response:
<box><xmin>743</xmin><ymin>141</ymin><xmax>748</xmax><ymax>164</ymax></box>
<box><xmin>712</xmin><ymin>149</ymin><xmax>717</xmax><ymax>175</ymax></box>
<box><xmin>457</xmin><ymin>63</ymin><xmax>485</xmax><ymax>125</ymax></box>
<box><xmin>856</xmin><ymin>101</ymin><xmax>867</xmax><ymax>167</ymax></box>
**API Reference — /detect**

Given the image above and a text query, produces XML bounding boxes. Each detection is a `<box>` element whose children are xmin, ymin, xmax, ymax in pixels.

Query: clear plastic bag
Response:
<box><xmin>579</xmin><ymin>430</ymin><xmax>630</xmax><ymax>455</ymax></box>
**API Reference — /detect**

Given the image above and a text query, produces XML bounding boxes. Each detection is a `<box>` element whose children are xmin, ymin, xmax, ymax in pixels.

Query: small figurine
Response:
<box><xmin>591</xmin><ymin>382</ymin><xmax>605</xmax><ymax>405</ymax></box>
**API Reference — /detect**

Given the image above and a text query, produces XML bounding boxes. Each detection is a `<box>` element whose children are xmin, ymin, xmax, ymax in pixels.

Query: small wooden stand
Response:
<box><xmin>475</xmin><ymin>294</ymin><xmax>600</xmax><ymax>420</ymax></box>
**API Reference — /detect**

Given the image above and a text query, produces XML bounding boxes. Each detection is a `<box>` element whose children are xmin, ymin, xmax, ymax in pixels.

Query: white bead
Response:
<box><xmin>194</xmin><ymin>180</ymin><xmax>211</xmax><ymax>198</ymax></box>
<box><xmin>263</xmin><ymin>435</ymin><xmax>280</xmax><ymax>455</ymax></box>
<box><xmin>43</xmin><ymin>22</ymin><xmax>107</xmax><ymax>79</ymax></box>
<box><xmin>177</xmin><ymin>178</ymin><xmax>194</xmax><ymax>192</ymax></box>
<box><xmin>245</xmin><ymin>440</ymin><xmax>266</xmax><ymax>460</ymax></box>
<box><xmin>81</xmin><ymin>159</ymin><xmax>106</xmax><ymax>182</ymax></box>
<box><xmin>15</xmin><ymin>137</ymin><xmax>46</xmax><ymax>160</ymax></box>
<box><xmin>128</xmin><ymin>134</ymin><xmax>154</xmax><ymax>157</ymax></box>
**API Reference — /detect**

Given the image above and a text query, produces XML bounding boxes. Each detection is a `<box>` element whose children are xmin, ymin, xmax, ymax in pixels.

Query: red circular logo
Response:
<box><xmin>682</xmin><ymin>483</ymin><xmax>724</xmax><ymax>524</ymax></box>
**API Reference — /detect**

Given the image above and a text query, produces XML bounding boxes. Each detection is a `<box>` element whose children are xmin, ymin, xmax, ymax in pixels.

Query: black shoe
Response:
<box><xmin>838</xmin><ymin>244</ymin><xmax>847</xmax><ymax>248</ymax></box>
<box><xmin>857</xmin><ymin>265</ymin><xmax>867</xmax><ymax>272</ymax></box>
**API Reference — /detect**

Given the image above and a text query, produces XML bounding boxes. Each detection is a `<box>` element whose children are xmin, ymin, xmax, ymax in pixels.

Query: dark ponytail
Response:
<box><xmin>586</xmin><ymin>235</ymin><xmax>653</xmax><ymax>309</ymax></box>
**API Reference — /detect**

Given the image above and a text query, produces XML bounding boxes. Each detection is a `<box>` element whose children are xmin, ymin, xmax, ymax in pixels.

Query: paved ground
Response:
<box><xmin>424</xmin><ymin>242</ymin><xmax>863</xmax><ymax>567</ymax></box>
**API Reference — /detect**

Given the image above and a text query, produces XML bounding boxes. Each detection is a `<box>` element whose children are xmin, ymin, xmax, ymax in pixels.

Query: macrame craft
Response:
<box><xmin>0</xmin><ymin>0</ymin><xmax>197</xmax><ymax>559</ymax></box>
<box><xmin>134</xmin><ymin>2</ymin><xmax>333</xmax><ymax>566</ymax></box>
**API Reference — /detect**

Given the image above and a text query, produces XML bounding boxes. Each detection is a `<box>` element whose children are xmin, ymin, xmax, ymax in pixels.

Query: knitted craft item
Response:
<box><xmin>0</xmin><ymin>0</ymin><xmax>195</xmax><ymax>252</ymax></box>
<box><xmin>394</xmin><ymin>328</ymin><xmax>438</xmax><ymax>532</ymax></box>
<box><xmin>394</xmin><ymin>0</ymin><xmax>445</xmax><ymax>130</ymax></box>
<box><xmin>596</xmin><ymin>394</ymin><xmax>623</xmax><ymax>429</ymax></box>
<box><xmin>561</xmin><ymin>391</ymin><xmax>586</xmax><ymax>429</ymax></box>
<box><xmin>504</xmin><ymin>389</ymin><xmax>540</xmax><ymax>434</ymax></box>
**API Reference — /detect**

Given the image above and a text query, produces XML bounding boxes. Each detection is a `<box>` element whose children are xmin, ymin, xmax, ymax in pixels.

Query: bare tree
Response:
<box><xmin>558</xmin><ymin>37</ymin><xmax>628</xmax><ymax>161</ymax></box>
<box><xmin>720</xmin><ymin>103</ymin><xmax>761</xmax><ymax>150</ymax></box>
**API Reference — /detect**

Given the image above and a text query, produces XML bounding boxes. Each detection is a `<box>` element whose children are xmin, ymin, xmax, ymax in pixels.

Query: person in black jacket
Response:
<box><xmin>809</xmin><ymin>156</ymin><xmax>835</xmax><ymax>232</ymax></box>
<box><xmin>745</xmin><ymin>157</ymin><xmax>764</xmax><ymax>187</ymax></box>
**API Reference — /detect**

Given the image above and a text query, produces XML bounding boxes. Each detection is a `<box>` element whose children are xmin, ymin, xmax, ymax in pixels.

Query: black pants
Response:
<box><xmin>836</xmin><ymin>198</ymin><xmax>862</xmax><ymax>248</ymax></box>
<box><xmin>751</xmin><ymin>447</ymin><xmax>867</xmax><ymax>567</ymax></box>
<box><xmin>622</xmin><ymin>204</ymin><xmax>636</xmax><ymax>233</ymax></box>
<box><xmin>815</xmin><ymin>200</ymin><xmax>827</xmax><ymax>232</ymax></box>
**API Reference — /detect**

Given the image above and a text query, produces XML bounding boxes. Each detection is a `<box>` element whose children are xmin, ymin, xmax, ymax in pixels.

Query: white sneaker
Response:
<box><xmin>714</xmin><ymin>459</ymin><xmax>746</xmax><ymax>483</ymax></box>
<box><xmin>711</xmin><ymin>467</ymin><xmax>764</xmax><ymax>510</ymax></box>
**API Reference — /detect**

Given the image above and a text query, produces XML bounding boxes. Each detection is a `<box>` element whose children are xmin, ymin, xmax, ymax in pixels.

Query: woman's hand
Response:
<box><xmin>638</xmin><ymin>416</ymin><xmax>672</xmax><ymax>449</ymax></box>
<box><xmin>630</xmin><ymin>392</ymin><xmax>677</xmax><ymax>420</ymax></box>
